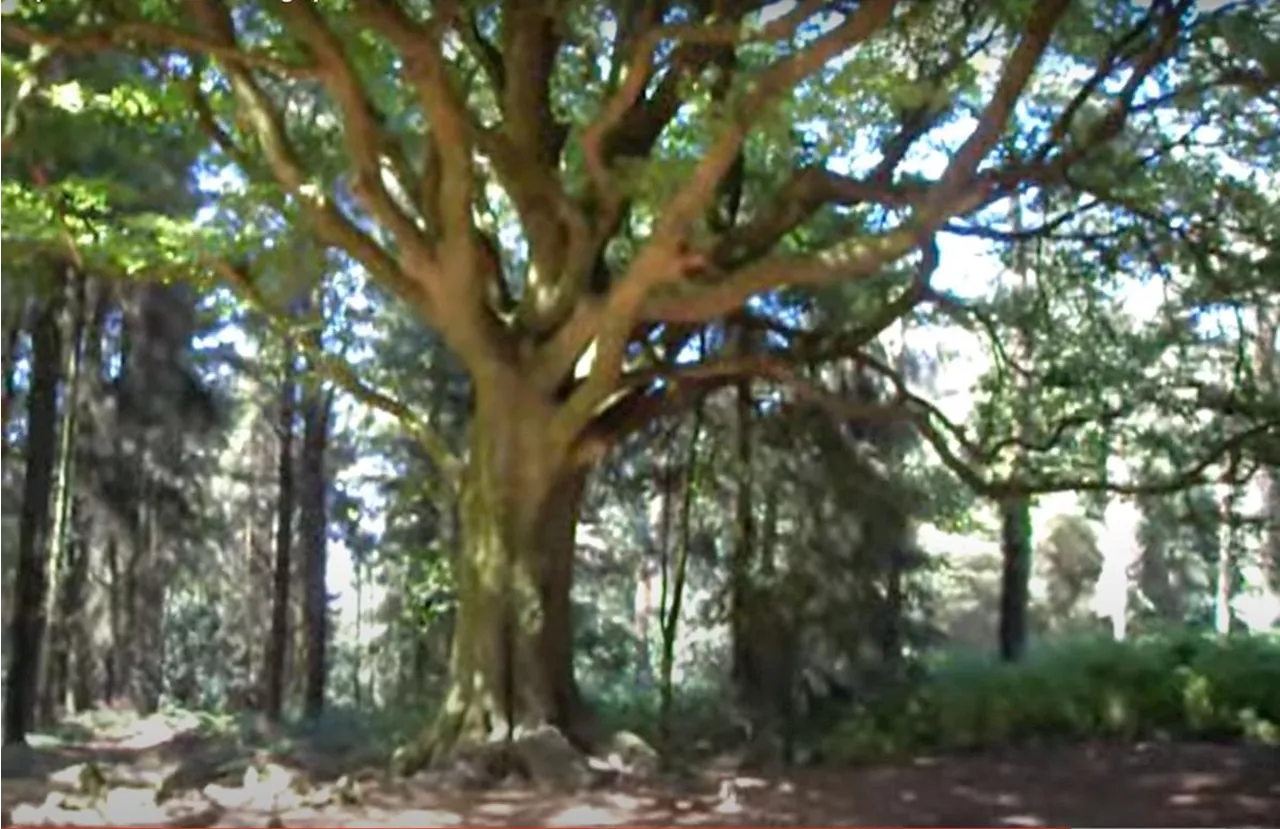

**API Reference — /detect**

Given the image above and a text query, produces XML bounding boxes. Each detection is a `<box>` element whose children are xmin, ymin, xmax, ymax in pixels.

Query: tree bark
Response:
<box><xmin>264</xmin><ymin>349</ymin><xmax>298</xmax><ymax>723</ymax></box>
<box><xmin>3</xmin><ymin>295</ymin><xmax>63</xmax><ymax>744</ymax></box>
<box><xmin>729</xmin><ymin>335</ymin><xmax>759</xmax><ymax>709</ymax></box>
<box><xmin>998</xmin><ymin>496</ymin><xmax>1032</xmax><ymax>662</ymax></box>
<box><xmin>406</xmin><ymin>378</ymin><xmax>590</xmax><ymax>771</ymax></box>
<box><xmin>998</xmin><ymin>192</ymin><xmax>1035</xmax><ymax>663</ymax></box>
<box><xmin>659</xmin><ymin>405</ymin><xmax>702</xmax><ymax>751</ymax></box>
<box><xmin>40</xmin><ymin>268</ymin><xmax>86</xmax><ymax>724</ymax></box>
<box><xmin>300</xmin><ymin>379</ymin><xmax>331</xmax><ymax>721</ymax></box>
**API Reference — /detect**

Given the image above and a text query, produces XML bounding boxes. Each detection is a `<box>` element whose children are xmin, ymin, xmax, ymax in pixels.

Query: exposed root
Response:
<box><xmin>392</xmin><ymin>708</ymin><xmax>660</xmax><ymax>794</ymax></box>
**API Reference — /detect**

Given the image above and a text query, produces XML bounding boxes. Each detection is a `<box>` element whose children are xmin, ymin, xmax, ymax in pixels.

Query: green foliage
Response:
<box><xmin>821</xmin><ymin>632</ymin><xmax>1280</xmax><ymax>764</ymax></box>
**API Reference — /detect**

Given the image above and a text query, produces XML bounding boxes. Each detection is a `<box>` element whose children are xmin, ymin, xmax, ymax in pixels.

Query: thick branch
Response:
<box><xmin>642</xmin><ymin>0</ymin><xmax>1071</xmax><ymax>324</ymax></box>
<box><xmin>580</xmin><ymin>0</ymin><xmax>831</xmax><ymax>224</ymax></box>
<box><xmin>355</xmin><ymin>0</ymin><xmax>502</xmax><ymax>365</ymax></box>
<box><xmin>179</xmin><ymin>0</ymin><xmax>424</xmax><ymax>317</ymax></box>
<box><xmin>2</xmin><ymin>20</ymin><xmax>318</xmax><ymax>77</ymax></box>
<box><xmin>558</xmin><ymin>0</ymin><xmax>902</xmax><ymax>438</ymax></box>
<box><xmin>275</xmin><ymin>2</ymin><xmax>439</xmax><ymax>272</ymax></box>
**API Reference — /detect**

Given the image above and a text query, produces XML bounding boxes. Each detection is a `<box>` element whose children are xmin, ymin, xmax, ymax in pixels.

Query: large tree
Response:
<box><xmin>5</xmin><ymin>0</ymin><xmax>1275</xmax><ymax>766</ymax></box>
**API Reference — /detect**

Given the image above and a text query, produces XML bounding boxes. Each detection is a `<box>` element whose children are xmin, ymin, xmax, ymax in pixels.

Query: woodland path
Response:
<box><xmin>2</xmin><ymin>714</ymin><xmax>1276</xmax><ymax>827</ymax></box>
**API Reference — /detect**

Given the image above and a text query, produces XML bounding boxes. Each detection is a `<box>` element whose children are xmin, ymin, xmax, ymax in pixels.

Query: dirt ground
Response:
<box><xmin>2</xmin><ymin>719</ymin><xmax>1277</xmax><ymax>827</ymax></box>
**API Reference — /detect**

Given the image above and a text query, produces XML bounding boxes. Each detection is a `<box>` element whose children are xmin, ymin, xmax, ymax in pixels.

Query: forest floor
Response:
<box><xmin>2</xmin><ymin>711</ymin><xmax>1277</xmax><ymax>827</ymax></box>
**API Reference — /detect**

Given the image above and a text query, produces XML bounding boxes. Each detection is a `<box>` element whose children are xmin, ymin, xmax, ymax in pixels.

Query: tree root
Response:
<box><xmin>391</xmin><ymin>708</ymin><xmax>659</xmax><ymax>793</ymax></box>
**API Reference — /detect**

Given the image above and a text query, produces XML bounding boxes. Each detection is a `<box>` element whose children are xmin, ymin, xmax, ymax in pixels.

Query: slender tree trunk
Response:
<box><xmin>999</xmin><ymin>497</ymin><xmax>1033</xmax><ymax>661</ymax></box>
<box><xmin>3</xmin><ymin>295</ymin><xmax>63</xmax><ymax>744</ymax></box>
<box><xmin>300</xmin><ymin>381</ymin><xmax>332</xmax><ymax>720</ymax></box>
<box><xmin>1215</xmin><ymin>454</ymin><xmax>1241</xmax><ymax>635</ymax></box>
<box><xmin>1254</xmin><ymin>302</ymin><xmax>1279</xmax><ymax>596</ymax></box>
<box><xmin>998</xmin><ymin>193</ymin><xmax>1035</xmax><ymax>663</ymax></box>
<box><xmin>104</xmin><ymin>537</ymin><xmax>122</xmax><ymax>702</ymax></box>
<box><xmin>659</xmin><ymin>406</ymin><xmax>702</xmax><ymax>752</ymax></box>
<box><xmin>69</xmin><ymin>281</ymin><xmax>109</xmax><ymax>711</ymax></box>
<box><xmin>408</xmin><ymin>379</ymin><xmax>590</xmax><ymax>771</ymax></box>
<box><xmin>65</xmin><ymin>520</ymin><xmax>94</xmax><ymax>712</ymax></box>
<box><xmin>729</xmin><ymin>342</ymin><xmax>758</xmax><ymax>706</ymax></box>
<box><xmin>264</xmin><ymin>350</ymin><xmax>298</xmax><ymax>723</ymax></box>
<box><xmin>129</xmin><ymin>480</ymin><xmax>164</xmax><ymax>714</ymax></box>
<box><xmin>40</xmin><ymin>269</ymin><xmax>86</xmax><ymax>724</ymax></box>
<box><xmin>353</xmin><ymin>559</ymin><xmax>364</xmax><ymax>708</ymax></box>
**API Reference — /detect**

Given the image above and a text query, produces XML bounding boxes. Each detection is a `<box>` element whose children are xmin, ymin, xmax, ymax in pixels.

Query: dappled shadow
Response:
<box><xmin>4</xmin><ymin>731</ymin><xmax>1278</xmax><ymax>827</ymax></box>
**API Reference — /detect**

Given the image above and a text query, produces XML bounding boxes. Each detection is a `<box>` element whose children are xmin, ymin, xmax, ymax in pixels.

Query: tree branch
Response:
<box><xmin>354</xmin><ymin>0</ymin><xmax>502</xmax><ymax>365</ymax></box>
<box><xmin>641</xmin><ymin>0</ymin><xmax>1071</xmax><ymax>324</ymax></box>
<box><xmin>178</xmin><ymin>0</ymin><xmax>427</xmax><ymax>320</ymax></box>
<box><xmin>2</xmin><ymin>19</ymin><xmax>318</xmax><ymax>78</ymax></box>
<box><xmin>557</xmin><ymin>0</ymin><xmax>903</xmax><ymax>438</ymax></box>
<box><xmin>274</xmin><ymin>2</ymin><xmax>440</xmax><ymax>273</ymax></box>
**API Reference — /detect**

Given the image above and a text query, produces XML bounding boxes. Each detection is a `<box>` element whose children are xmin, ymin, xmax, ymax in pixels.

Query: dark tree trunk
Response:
<box><xmin>730</xmin><ymin>368</ymin><xmax>759</xmax><ymax>708</ymax></box>
<box><xmin>65</xmin><ymin>522</ymin><xmax>94</xmax><ymax>712</ymax></box>
<box><xmin>659</xmin><ymin>406</ymin><xmax>702</xmax><ymax>752</ymax></box>
<box><xmin>264</xmin><ymin>350</ymin><xmax>298</xmax><ymax>723</ymax></box>
<box><xmin>300</xmin><ymin>381</ymin><xmax>332</xmax><ymax>721</ymax></box>
<box><xmin>3</xmin><ymin>296</ymin><xmax>63</xmax><ymax>744</ymax></box>
<box><xmin>998</xmin><ymin>495</ymin><xmax>1032</xmax><ymax>662</ymax></box>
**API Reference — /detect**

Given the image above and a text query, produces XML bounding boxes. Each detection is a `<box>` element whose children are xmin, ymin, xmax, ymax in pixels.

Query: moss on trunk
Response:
<box><xmin>397</xmin><ymin>382</ymin><xmax>591</xmax><ymax>775</ymax></box>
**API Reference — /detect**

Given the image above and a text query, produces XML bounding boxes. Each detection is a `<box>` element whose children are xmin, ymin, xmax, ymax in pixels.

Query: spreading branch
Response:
<box><xmin>640</xmin><ymin>0</ymin><xmax>1072</xmax><ymax>325</ymax></box>
<box><xmin>557</xmin><ymin>0</ymin><xmax>903</xmax><ymax>438</ymax></box>
<box><xmin>174</xmin><ymin>0</ymin><xmax>430</xmax><ymax>328</ymax></box>
<box><xmin>275</xmin><ymin>2</ymin><xmax>440</xmax><ymax>272</ymax></box>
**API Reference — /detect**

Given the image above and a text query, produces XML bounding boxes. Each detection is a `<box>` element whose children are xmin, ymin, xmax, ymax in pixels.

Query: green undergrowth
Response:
<box><xmin>820</xmin><ymin>631</ymin><xmax>1280</xmax><ymax>764</ymax></box>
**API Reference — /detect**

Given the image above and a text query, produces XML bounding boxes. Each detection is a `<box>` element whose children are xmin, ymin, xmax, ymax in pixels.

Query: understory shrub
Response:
<box><xmin>820</xmin><ymin>631</ymin><xmax>1280</xmax><ymax>763</ymax></box>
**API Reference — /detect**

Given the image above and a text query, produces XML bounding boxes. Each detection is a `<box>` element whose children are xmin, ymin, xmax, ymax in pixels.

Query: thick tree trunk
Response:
<box><xmin>3</xmin><ymin>297</ymin><xmax>63</xmax><ymax>744</ymax></box>
<box><xmin>407</xmin><ymin>381</ymin><xmax>589</xmax><ymax>771</ymax></box>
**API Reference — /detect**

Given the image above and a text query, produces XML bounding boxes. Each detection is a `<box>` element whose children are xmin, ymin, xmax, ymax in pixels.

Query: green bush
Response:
<box><xmin>820</xmin><ymin>631</ymin><xmax>1280</xmax><ymax>763</ymax></box>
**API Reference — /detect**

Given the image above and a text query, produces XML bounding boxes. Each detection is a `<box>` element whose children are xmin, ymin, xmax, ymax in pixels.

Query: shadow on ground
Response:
<box><xmin>3</xmin><ymin>716</ymin><xmax>1277</xmax><ymax>827</ymax></box>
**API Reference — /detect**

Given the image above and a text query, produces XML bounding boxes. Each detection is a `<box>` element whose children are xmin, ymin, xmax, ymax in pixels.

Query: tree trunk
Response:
<box><xmin>1254</xmin><ymin>301</ymin><xmax>1279</xmax><ymax>596</ymax></box>
<box><xmin>3</xmin><ymin>296</ymin><xmax>63</xmax><ymax>744</ymax></box>
<box><xmin>998</xmin><ymin>193</ymin><xmax>1035</xmax><ymax>663</ymax></box>
<box><xmin>729</xmin><ymin>366</ymin><xmax>758</xmax><ymax>708</ymax></box>
<box><xmin>264</xmin><ymin>350</ymin><xmax>298</xmax><ymax>723</ymax></box>
<box><xmin>998</xmin><ymin>495</ymin><xmax>1032</xmax><ymax>662</ymax></box>
<box><xmin>659</xmin><ymin>405</ymin><xmax>702</xmax><ymax>752</ymax></box>
<box><xmin>406</xmin><ymin>380</ymin><xmax>589</xmax><ymax>771</ymax></box>
<box><xmin>1215</xmin><ymin>456</ymin><xmax>1240</xmax><ymax>636</ymax></box>
<box><xmin>300</xmin><ymin>381</ymin><xmax>332</xmax><ymax>721</ymax></box>
<box><xmin>40</xmin><ymin>269</ymin><xmax>86</xmax><ymax>724</ymax></box>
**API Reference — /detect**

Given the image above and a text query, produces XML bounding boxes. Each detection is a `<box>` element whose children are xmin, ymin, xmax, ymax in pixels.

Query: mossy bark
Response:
<box><xmin>405</xmin><ymin>379</ymin><xmax>590</xmax><ymax>772</ymax></box>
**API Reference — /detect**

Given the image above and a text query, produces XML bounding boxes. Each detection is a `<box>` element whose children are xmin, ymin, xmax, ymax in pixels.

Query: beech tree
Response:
<box><xmin>5</xmin><ymin>0</ymin><xmax>1275</xmax><ymax>767</ymax></box>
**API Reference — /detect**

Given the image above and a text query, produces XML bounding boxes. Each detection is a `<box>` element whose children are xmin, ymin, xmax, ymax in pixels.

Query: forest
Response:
<box><xmin>1</xmin><ymin>0</ymin><xmax>1278</xmax><ymax>826</ymax></box>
